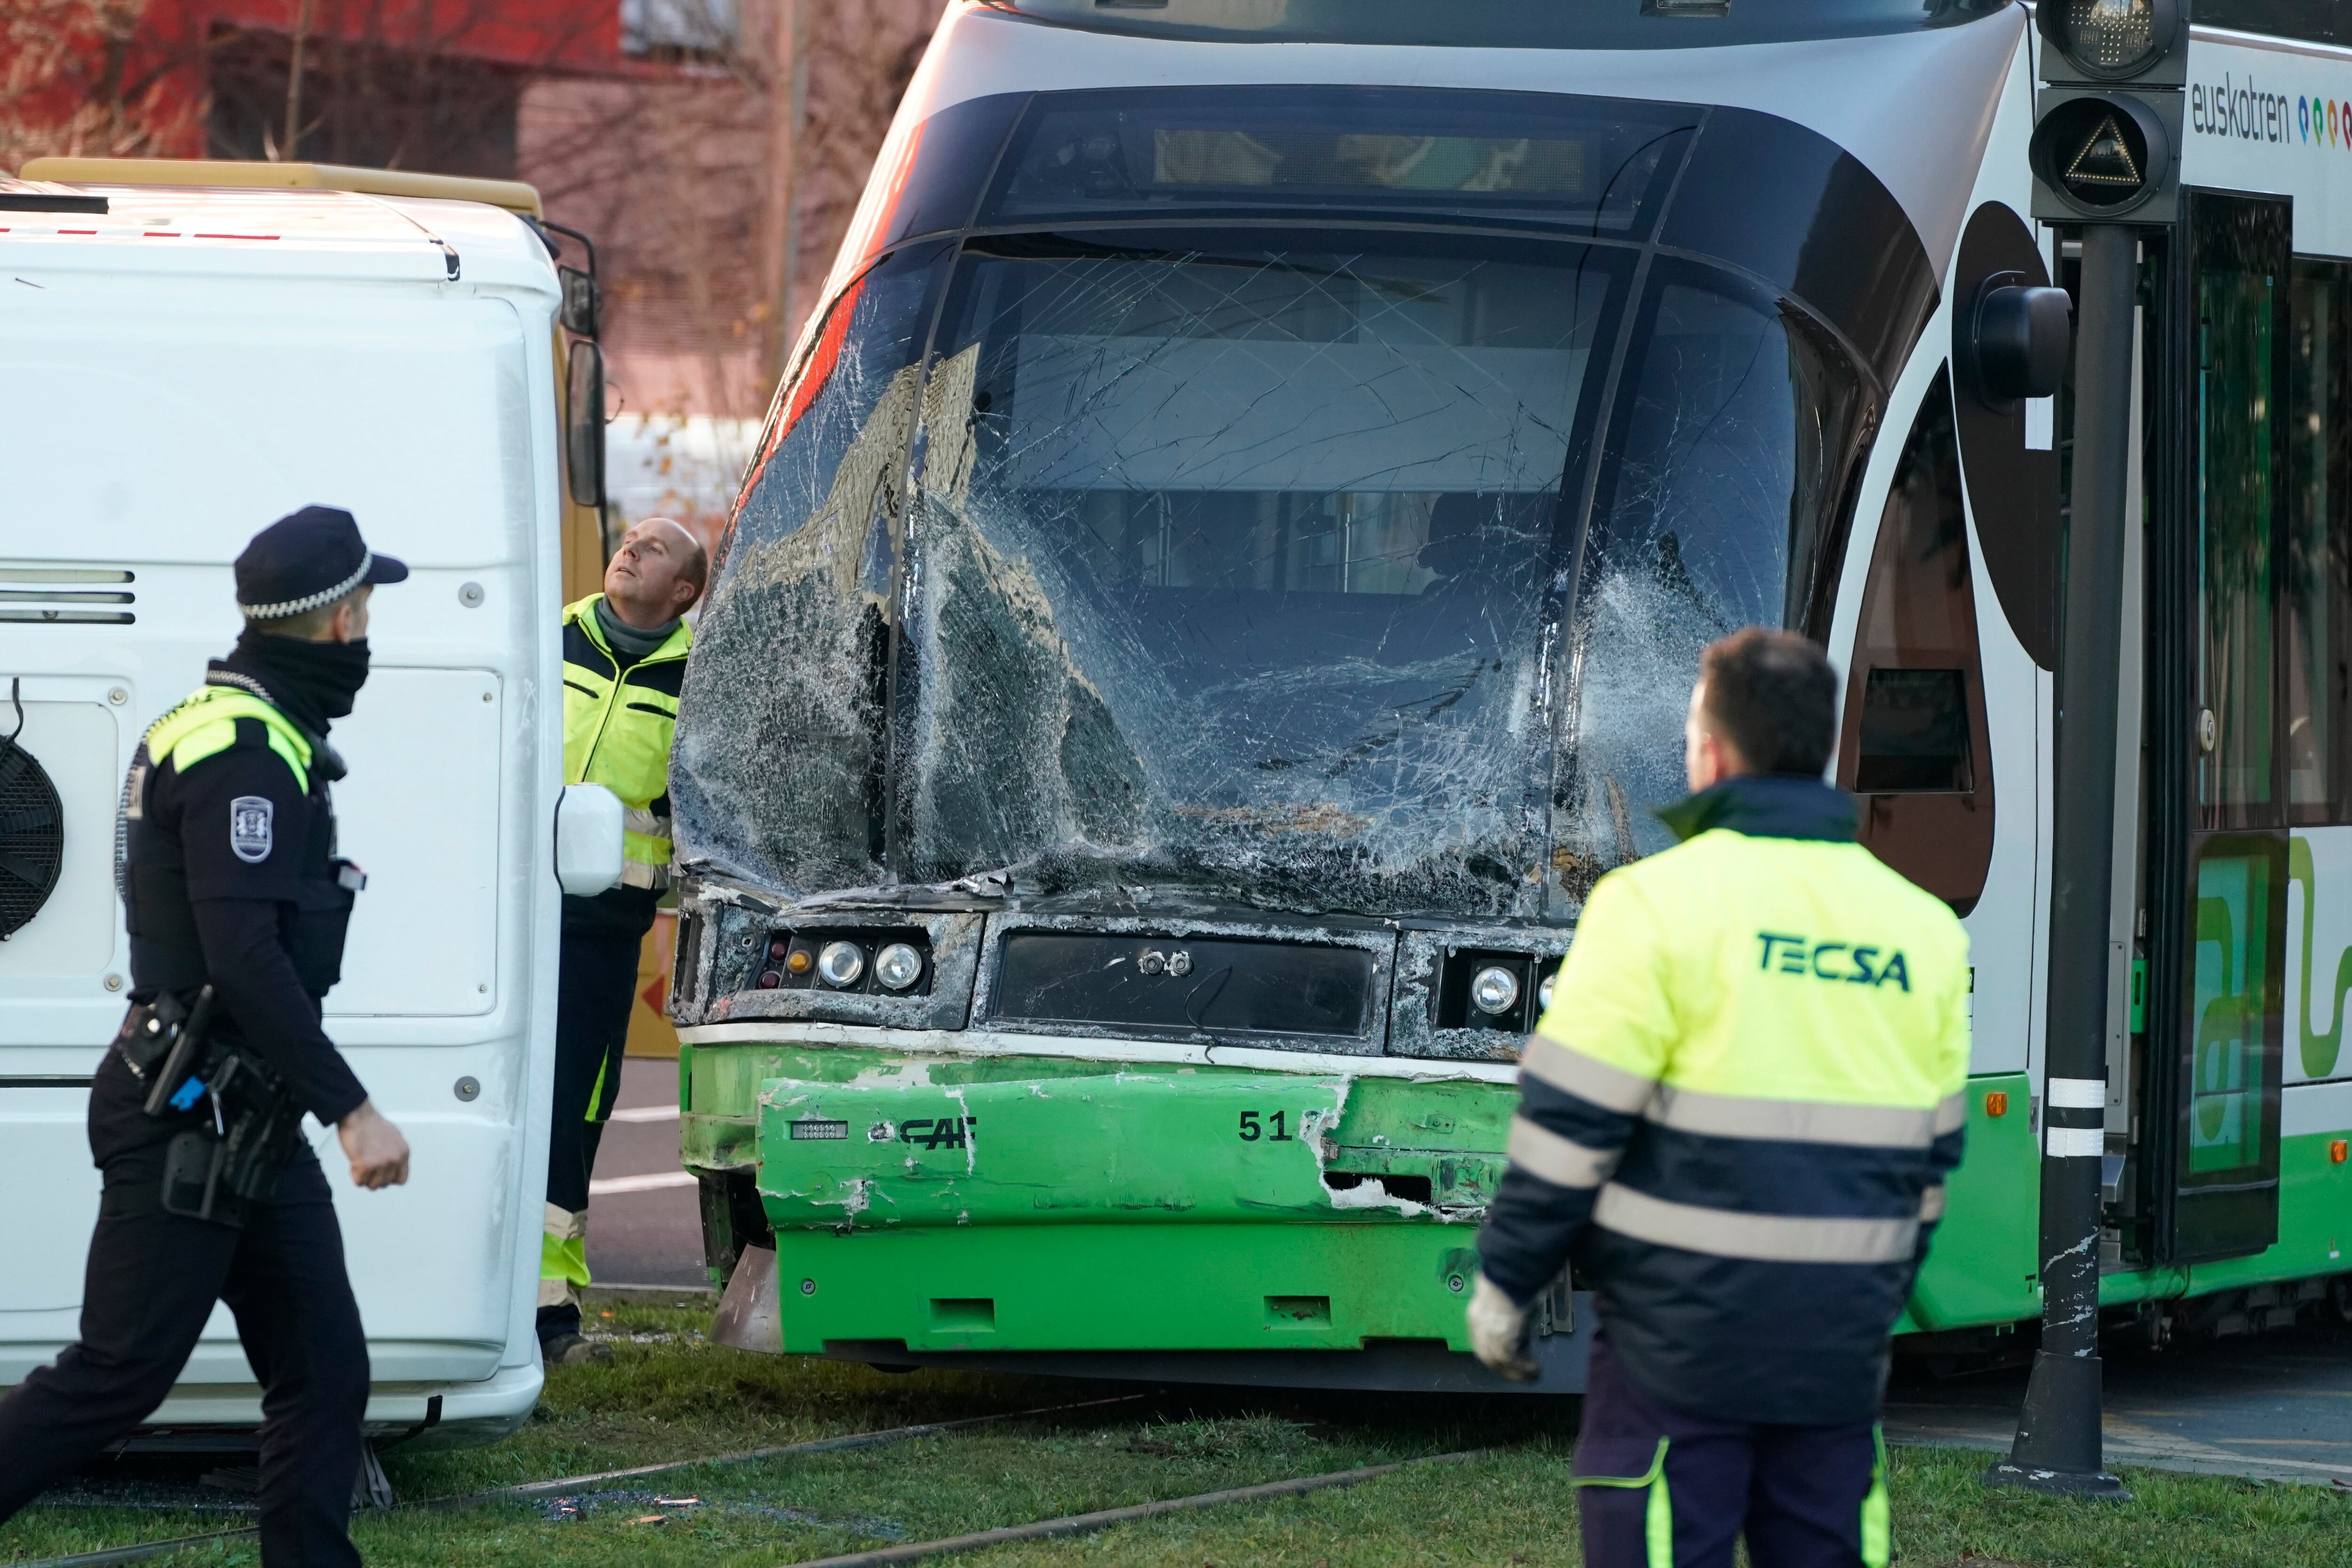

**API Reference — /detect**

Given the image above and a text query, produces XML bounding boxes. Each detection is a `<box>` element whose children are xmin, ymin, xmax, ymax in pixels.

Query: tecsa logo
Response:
<box><xmin>2191</xmin><ymin>71</ymin><xmax>2352</xmax><ymax>150</ymax></box>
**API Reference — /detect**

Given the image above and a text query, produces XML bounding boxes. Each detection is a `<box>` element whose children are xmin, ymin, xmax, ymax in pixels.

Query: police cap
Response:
<box><xmin>235</xmin><ymin>506</ymin><xmax>409</xmax><ymax>620</ymax></box>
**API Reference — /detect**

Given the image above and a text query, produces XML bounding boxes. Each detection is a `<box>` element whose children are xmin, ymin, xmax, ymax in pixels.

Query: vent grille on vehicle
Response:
<box><xmin>0</xmin><ymin>565</ymin><xmax>134</xmax><ymax>625</ymax></box>
<box><xmin>0</xmin><ymin>686</ymin><xmax>63</xmax><ymax>938</ymax></box>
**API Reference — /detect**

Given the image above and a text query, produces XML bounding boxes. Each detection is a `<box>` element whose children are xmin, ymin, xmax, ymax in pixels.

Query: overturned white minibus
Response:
<box><xmin>0</xmin><ymin>176</ymin><xmax>588</xmax><ymax>1444</ymax></box>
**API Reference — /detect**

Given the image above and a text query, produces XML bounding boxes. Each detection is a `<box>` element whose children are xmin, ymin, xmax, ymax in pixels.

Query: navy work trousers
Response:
<box><xmin>0</xmin><ymin>1148</ymin><xmax>368</xmax><ymax>1568</ymax></box>
<box><xmin>1574</xmin><ymin>1337</ymin><xmax>1888</xmax><ymax>1568</ymax></box>
<box><xmin>537</xmin><ymin>927</ymin><xmax>641</xmax><ymax>1344</ymax></box>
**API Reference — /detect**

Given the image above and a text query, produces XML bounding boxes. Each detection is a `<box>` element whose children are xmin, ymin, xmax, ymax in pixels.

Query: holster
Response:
<box><xmin>155</xmin><ymin>1043</ymin><xmax>308</xmax><ymax>1227</ymax></box>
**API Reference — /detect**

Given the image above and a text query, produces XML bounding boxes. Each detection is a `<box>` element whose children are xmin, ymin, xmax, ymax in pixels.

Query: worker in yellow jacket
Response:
<box><xmin>1470</xmin><ymin>628</ymin><xmax>1971</xmax><ymax>1568</ymax></box>
<box><xmin>539</xmin><ymin>517</ymin><xmax>705</xmax><ymax>1364</ymax></box>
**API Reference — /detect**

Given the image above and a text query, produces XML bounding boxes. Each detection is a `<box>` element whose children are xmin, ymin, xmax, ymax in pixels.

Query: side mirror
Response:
<box><xmin>566</xmin><ymin>340</ymin><xmax>607</xmax><ymax>509</ymax></box>
<box><xmin>555</xmin><ymin>782</ymin><xmax>624</xmax><ymax>897</ymax></box>
<box><xmin>1963</xmin><ymin>278</ymin><xmax>2072</xmax><ymax>409</ymax></box>
<box><xmin>558</xmin><ymin>264</ymin><xmax>600</xmax><ymax>338</ymax></box>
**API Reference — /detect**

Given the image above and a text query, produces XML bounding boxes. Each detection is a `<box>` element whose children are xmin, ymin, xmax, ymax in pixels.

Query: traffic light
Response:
<box><xmin>1994</xmin><ymin>0</ymin><xmax>2194</xmax><ymax>1507</ymax></box>
<box><xmin>2029</xmin><ymin>0</ymin><xmax>2189</xmax><ymax>224</ymax></box>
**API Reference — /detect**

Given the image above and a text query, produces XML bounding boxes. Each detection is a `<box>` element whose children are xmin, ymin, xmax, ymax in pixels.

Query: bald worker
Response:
<box><xmin>539</xmin><ymin>518</ymin><xmax>706</xmax><ymax>1363</ymax></box>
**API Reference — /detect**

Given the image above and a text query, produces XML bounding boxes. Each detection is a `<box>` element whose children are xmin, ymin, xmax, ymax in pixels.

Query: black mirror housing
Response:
<box><xmin>559</xmin><ymin>264</ymin><xmax>601</xmax><ymax>339</ymax></box>
<box><xmin>1964</xmin><ymin>280</ymin><xmax>2072</xmax><ymax>409</ymax></box>
<box><xmin>566</xmin><ymin>340</ymin><xmax>606</xmax><ymax>509</ymax></box>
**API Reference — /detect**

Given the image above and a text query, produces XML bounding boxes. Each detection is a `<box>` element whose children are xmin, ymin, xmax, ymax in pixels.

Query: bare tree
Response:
<box><xmin>0</xmin><ymin>0</ymin><xmax>202</xmax><ymax>170</ymax></box>
<box><xmin>519</xmin><ymin>0</ymin><xmax>938</xmax><ymax>428</ymax></box>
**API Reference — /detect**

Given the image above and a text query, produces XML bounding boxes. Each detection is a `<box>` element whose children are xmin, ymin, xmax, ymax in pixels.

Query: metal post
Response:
<box><xmin>1986</xmin><ymin>222</ymin><xmax>2137</xmax><ymax>1499</ymax></box>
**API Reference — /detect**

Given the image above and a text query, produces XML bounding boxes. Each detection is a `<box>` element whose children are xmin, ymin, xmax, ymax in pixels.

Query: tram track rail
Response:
<box><xmin>785</xmin><ymin>1448</ymin><xmax>1491</xmax><ymax>1568</ymax></box>
<box><xmin>11</xmin><ymin>1394</ymin><xmax>1149</xmax><ymax>1568</ymax></box>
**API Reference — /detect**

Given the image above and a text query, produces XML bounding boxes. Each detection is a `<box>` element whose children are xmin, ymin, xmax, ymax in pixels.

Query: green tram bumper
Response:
<box><xmin>747</xmin><ymin>1062</ymin><xmax>1527</xmax><ymax>1361</ymax></box>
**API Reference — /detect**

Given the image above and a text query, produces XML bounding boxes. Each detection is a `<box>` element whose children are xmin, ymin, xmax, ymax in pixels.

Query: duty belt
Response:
<box><xmin>111</xmin><ymin>988</ymin><xmax>309</xmax><ymax>1226</ymax></box>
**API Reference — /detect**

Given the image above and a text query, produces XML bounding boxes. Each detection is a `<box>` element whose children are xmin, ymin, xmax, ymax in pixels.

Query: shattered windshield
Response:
<box><xmin>1562</xmin><ymin>265</ymin><xmax>1868</xmax><ymax>878</ymax></box>
<box><xmin>901</xmin><ymin>232</ymin><xmax>1623</xmax><ymax>913</ymax></box>
<box><xmin>675</xmin><ymin>97</ymin><xmax>1880</xmax><ymax>920</ymax></box>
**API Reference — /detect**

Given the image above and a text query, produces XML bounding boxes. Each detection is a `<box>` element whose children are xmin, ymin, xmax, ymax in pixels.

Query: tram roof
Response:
<box><xmin>980</xmin><ymin>0</ymin><xmax>2015</xmax><ymax>51</ymax></box>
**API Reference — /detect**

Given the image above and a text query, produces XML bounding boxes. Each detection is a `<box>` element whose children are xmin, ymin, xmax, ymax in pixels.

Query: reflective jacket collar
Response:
<box><xmin>563</xmin><ymin>593</ymin><xmax>692</xmax><ymax>667</ymax></box>
<box><xmin>172</xmin><ymin>673</ymin><xmax>344</xmax><ymax>785</ymax></box>
<box><xmin>1654</xmin><ymin>774</ymin><xmax>1858</xmax><ymax>845</ymax></box>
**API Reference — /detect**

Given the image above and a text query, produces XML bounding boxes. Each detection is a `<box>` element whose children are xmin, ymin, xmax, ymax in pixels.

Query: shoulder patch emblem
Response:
<box><xmin>229</xmin><ymin>796</ymin><xmax>274</xmax><ymax>863</ymax></box>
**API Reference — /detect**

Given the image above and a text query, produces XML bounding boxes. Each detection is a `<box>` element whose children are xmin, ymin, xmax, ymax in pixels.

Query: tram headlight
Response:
<box><xmin>1470</xmin><ymin>965</ymin><xmax>1521</xmax><ymax>1017</ymax></box>
<box><xmin>2044</xmin><ymin>0</ymin><xmax>2179</xmax><ymax>81</ymax></box>
<box><xmin>874</xmin><ymin>942</ymin><xmax>925</xmax><ymax>992</ymax></box>
<box><xmin>1537</xmin><ymin>973</ymin><xmax>1556</xmax><ymax>1014</ymax></box>
<box><xmin>817</xmin><ymin>940</ymin><xmax>865</xmax><ymax>989</ymax></box>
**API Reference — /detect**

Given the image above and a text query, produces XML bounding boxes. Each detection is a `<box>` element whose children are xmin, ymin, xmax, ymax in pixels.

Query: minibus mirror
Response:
<box><xmin>566</xmin><ymin>341</ymin><xmax>606</xmax><ymax>509</ymax></box>
<box><xmin>558</xmin><ymin>264</ymin><xmax>600</xmax><ymax>338</ymax></box>
<box><xmin>555</xmin><ymin>782</ymin><xmax>625</xmax><ymax>897</ymax></box>
<box><xmin>1964</xmin><ymin>280</ymin><xmax>2072</xmax><ymax>408</ymax></box>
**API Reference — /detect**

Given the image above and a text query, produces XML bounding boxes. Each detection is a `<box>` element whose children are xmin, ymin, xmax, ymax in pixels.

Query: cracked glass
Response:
<box><xmin>675</xmin><ymin>98</ymin><xmax>1881</xmax><ymax>925</ymax></box>
<box><xmin>1560</xmin><ymin>261</ymin><xmax>1867</xmax><ymax>886</ymax></box>
<box><xmin>898</xmin><ymin>231</ymin><xmax>1626</xmax><ymax>915</ymax></box>
<box><xmin>670</xmin><ymin>245</ymin><xmax>945</xmax><ymax>895</ymax></box>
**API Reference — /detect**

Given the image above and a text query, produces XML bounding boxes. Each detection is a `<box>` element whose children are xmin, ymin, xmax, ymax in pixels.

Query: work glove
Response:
<box><xmin>1467</xmin><ymin>1272</ymin><xmax>1539</xmax><ymax>1382</ymax></box>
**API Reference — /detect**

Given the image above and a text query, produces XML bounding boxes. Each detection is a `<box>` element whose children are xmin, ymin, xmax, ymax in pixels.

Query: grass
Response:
<box><xmin>1</xmin><ymin>1301</ymin><xmax>2345</xmax><ymax>1567</ymax></box>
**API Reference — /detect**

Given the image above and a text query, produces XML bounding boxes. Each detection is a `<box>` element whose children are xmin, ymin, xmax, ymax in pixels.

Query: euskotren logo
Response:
<box><xmin>2193</xmin><ymin>71</ymin><xmax>2352</xmax><ymax>150</ymax></box>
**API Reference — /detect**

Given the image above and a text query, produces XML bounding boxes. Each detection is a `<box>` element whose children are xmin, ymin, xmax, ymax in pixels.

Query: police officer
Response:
<box><xmin>0</xmin><ymin>506</ymin><xmax>413</xmax><ymax>1567</ymax></box>
<box><xmin>1470</xmin><ymin>628</ymin><xmax>1970</xmax><ymax>1568</ymax></box>
<box><xmin>538</xmin><ymin>516</ymin><xmax>706</xmax><ymax>1364</ymax></box>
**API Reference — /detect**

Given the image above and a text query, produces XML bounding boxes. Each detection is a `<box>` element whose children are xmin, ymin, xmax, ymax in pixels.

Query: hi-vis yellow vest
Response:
<box><xmin>561</xmin><ymin>595</ymin><xmax>691</xmax><ymax>891</ymax></box>
<box><xmin>143</xmin><ymin>684</ymin><xmax>315</xmax><ymax>794</ymax></box>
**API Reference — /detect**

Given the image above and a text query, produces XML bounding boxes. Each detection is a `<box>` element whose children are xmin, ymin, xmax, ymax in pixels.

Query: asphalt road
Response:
<box><xmin>582</xmin><ymin>1055</ymin><xmax>706</xmax><ymax>1291</ymax></box>
<box><xmin>1884</xmin><ymin>1317</ymin><xmax>2352</xmax><ymax>1484</ymax></box>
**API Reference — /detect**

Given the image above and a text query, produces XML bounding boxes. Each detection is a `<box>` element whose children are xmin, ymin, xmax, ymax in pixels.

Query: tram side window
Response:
<box><xmin>2287</xmin><ymin>258</ymin><xmax>2352</xmax><ymax>822</ymax></box>
<box><xmin>2197</xmin><ymin>255</ymin><xmax>2279</xmax><ymax>823</ymax></box>
<box><xmin>1838</xmin><ymin>368</ymin><xmax>1995</xmax><ymax>914</ymax></box>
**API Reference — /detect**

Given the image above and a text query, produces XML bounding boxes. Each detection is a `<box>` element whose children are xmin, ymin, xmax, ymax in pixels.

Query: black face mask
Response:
<box><xmin>224</xmin><ymin>628</ymin><xmax>372</xmax><ymax>737</ymax></box>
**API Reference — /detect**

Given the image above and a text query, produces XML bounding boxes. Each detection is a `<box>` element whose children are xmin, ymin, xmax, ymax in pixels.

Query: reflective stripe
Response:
<box><xmin>542</xmin><ymin>1202</ymin><xmax>591</xmax><ymax>1296</ymax></box>
<box><xmin>1648</xmin><ymin>1084</ymin><xmax>1938</xmax><ymax>1149</ymax></box>
<box><xmin>2048</xmin><ymin>1076</ymin><xmax>2106</xmax><ymax>1109</ymax></box>
<box><xmin>1506</xmin><ymin>1115</ymin><xmax>1621</xmax><ymax>1189</ymax></box>
<box><xmin>1648</xmin><ymin>1455</ymin><xmax>1673</xmax><ymax>1568</ymax></box>
<box><xmin>1920</xmin><ymin>1184</ymin><xmax>1946</xmax><ymax>1222</ymax></box>
<box><xmin>1573</xmin><ymin>1436</ymin><xmax>1672</xmax><ymax>1568</ymax></box>
<box><xmin>145</xmin><ymin>686</ymin><xmax>313</xmax><ymax>794</ymax></box>
<box><xmin>1934</xmin><ymin>1091</ymin><xmax>1967</xmax><ymax>1134</ymax></box>
<box><xmin>586</xmin><ymin>1053</ymin><xmax>612</xmax><ymax>1125</ymax></box>
<box><xmin>622</xmin><ymin>807</ymin><xmax>672</xmax><ymax>838</ymax></box>
<box><xmin>2046</xmin><ymin>1125</ymin><xmax>2103</xmax><ymax>1157</ymax></box>
<box><xmin>1861</xmin><ymin>1426</ymin><xmax>1891</xmax><ymax>1568</ymax></box>
<box><xmin>1521</xmin><ymin>1036</ymin><xmax>1656</xmax><ymax>1114</ymax></box>
<box><xmin>618</xmin><ymin>859</ymin><xmax>672</xmax><ymax>891</ymax></box>
<box><xmin>1593</xmin><ymin>1183</ymin><xmax>1919</xmax><ymax>1264</ymax></box>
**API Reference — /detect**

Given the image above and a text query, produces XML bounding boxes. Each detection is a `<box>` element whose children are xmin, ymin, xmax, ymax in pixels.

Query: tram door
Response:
<box><xmin>2146</xmin><ymin>191</ymin><xmax>2292</xmax><ymax>1263</ymax></box>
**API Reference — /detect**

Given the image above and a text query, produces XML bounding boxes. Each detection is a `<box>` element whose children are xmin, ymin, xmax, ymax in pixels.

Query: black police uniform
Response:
<box><xmin>0</xmin><ymin>507</ymin><xmax>405</xmax><ymax>1567</ymax></box>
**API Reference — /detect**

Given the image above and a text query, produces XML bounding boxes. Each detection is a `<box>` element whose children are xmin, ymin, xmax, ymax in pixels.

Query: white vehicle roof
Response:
<box><xmin>0</xmin><ymin>183</ymin><xmax>557</xmax><ymax>294</ymax></box>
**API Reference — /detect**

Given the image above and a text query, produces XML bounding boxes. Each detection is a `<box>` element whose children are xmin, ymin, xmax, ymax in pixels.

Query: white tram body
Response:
<box><xmin>0</xmin><ymin>186</ymin><xmax>564</xmax><ymax>1440</ymax></box>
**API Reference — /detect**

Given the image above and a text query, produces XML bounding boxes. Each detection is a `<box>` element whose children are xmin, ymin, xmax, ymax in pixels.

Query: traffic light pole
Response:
<box><xmin>1986</xmin><ymin>222</ymin><xmax>2136</xmax><ymax>1500</ymax></box>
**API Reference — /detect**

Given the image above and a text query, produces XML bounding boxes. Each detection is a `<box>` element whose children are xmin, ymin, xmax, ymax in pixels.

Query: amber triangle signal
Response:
<box><xmin>2063</xmin><ymin>112</ymin><xmax>2144</xmax><ymax>190</ymax></box>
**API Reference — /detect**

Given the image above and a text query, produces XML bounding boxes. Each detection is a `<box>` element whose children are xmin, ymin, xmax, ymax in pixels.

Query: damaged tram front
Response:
<box><xmin>667</xmin><ymin>2</ymin><xmax>1990</xmax><ymax>1389</ymax></box>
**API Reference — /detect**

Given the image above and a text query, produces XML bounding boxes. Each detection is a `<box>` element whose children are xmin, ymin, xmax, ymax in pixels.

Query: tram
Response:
<box><xmin>673</xmin><ymin>0</ymin><xmax>2352</xmax><ymax>1390</ymax></box>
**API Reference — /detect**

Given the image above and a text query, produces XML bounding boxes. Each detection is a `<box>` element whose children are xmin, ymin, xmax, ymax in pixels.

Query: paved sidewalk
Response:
<box><xmin>1886</xmin><ymin>1320</ymin><xmax>2352</xmax><ymax>1484</ymax></box>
